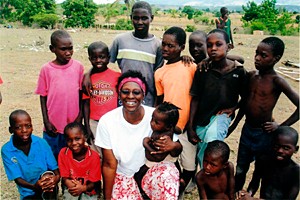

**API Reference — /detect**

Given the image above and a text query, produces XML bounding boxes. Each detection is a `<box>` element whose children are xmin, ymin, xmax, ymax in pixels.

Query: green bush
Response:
<box><xmin>185</xmin><ymin>24</ymin><xmax>196</xmax><ymax>32</ymax></box>
<box><xmin>115</xmin><ymin>19</ymin><xmax>133</xmax><ymax>30</ymax></box>
<box><xmin>250</xmin><ymin>21</ymin><xmax>266</xmax><ymax>31</ymax></box>
<box><xmin>31</xmin><ymin>13</ymin><xmax>59</xmax><ymax>29</ymax></box>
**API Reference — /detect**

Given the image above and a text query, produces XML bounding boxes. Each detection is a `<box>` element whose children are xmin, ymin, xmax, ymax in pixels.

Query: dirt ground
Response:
<box><xmin>0</xmin><ymin>23</ymin><xmax>299</xmax><ymax>199</ymax></box>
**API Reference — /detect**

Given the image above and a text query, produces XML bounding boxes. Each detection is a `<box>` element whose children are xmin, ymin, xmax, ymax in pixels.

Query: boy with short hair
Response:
<box><xmin>1</xmin><ymin>109</ymin><xmax>60</xmax><ymax>200</ymax></box>
<box><xmin>228</xmin><ymin>36</ymin><xmax>299</xmax><ymax>191</ymax></box>
<box><xmin>109</xmin><ymin>1</ymin><xmax>164</xmax><ymax>106</ymax></box>
<box><xmin>35</xmin><ymin>30</ymin><xmax>84</xmax><ymax>159</ymax></box>
<box><xmin>246</xmin><ymin>126</ymin><xmax>299</xmax><ymax>199</ymax></box>
<box><xmin>196</xmin><ymin>140</ymin><xmax>235</xmax><ymax>200</ymax></box>
<box><xmin>83</xmin><ymin>41</ymin><xmax>120</xmax><ymax>153</ymax></box>
<box><xmin>154</xmin><ymin>26</ymin><xmax>197</xmax><ymax>194</ymax></box>
<box><xmin>58</xmin><ymin>122</ymin><xmax>101</xmax><ymax>200</ymax></box>
<box><xmin>215</xmin><ymin>7</ymin><xmax>234</xmax><ymax>48</ymax></box>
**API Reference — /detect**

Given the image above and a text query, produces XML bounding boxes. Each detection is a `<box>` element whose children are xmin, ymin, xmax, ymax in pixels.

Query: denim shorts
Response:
<box><xmin>236</xmin><ymin>122</ymin><xmax>272</xmax><ymax>165</ymax></box>
<box><xmin>43</xmin><ymin>131</ymin><xmax>66</xmax><ymax>160</ymax></box>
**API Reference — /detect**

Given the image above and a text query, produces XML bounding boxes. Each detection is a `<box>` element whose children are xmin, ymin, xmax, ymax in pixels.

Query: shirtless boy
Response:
<box><xmin>195</xmin><ymin>140</ymin><xmax>234</xmax><ymax>200</ymax></box>
<box><xmin>228</xmin><ymin>36</ymin><xmax>299</xmax><ymax>191</ymax></box>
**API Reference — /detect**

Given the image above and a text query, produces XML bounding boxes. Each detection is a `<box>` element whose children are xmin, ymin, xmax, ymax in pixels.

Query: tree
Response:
<box><xmin>32</xmin><ymin>13</ymin><xmax>59</xmax><ymax>29</ymax></box>
<box><xmin>242</xmin><ymin>1</ymin><xmax>259</xmax><ymax>22</ymax></box>
<box><xmin>62</xmin><ymin>0</ymin><xmax>98</xmax><ymax>28</ymax></box>
<box><xmin>0</xmin><ymin>0</ymin><xmax>56</xmax><ymax>25</ymax></box>
<box><xmin>242</xmin><ymin>0</ymin><xmax>295</xmax><ymax>35</ymax></box>
<box><xmin>182</xmin><ymin>6</ymin><xmax>195</xmax><ymax>20</ymax></box>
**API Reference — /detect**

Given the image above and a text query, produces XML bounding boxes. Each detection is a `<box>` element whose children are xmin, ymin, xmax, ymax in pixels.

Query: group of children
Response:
<box><xmin>1</xmin><ymin>1</ymin><xmax>299</xmax><ymax>200</ymax></box>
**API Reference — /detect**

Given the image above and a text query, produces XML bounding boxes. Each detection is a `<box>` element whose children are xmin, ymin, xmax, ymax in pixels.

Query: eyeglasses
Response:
<box><xmin>120</xmin><ymin>89</ymin><xmax>142</xmax><ymax>96</ymax></box>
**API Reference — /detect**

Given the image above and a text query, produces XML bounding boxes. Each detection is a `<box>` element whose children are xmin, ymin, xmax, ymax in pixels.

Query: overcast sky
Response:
<box><xmin>55</xmin><ymin>0</ymin><xmax>300</xmax><ymax>5</ymax></box>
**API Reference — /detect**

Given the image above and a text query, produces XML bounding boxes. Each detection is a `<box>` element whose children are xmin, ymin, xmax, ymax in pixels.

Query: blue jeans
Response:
<box><xmin>196</xmin><ymin>114</ymin><xmax>232</xmax><ymax>168</ymax></box>
<box><xmin>43</xmin><ymin>131</ymin><xmax>66</xmax><ymax>160</ymax></box>
<box><xmin>235</xmin><ymin>122</ymin><xmax>272</xmax><ymax>191</ymax></box>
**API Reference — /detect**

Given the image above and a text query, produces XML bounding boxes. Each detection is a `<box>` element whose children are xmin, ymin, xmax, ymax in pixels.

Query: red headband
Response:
<box><xmin>118</xmin><ymin>77</ymin><xmax>146</xmax><ymax>94</ymax></box>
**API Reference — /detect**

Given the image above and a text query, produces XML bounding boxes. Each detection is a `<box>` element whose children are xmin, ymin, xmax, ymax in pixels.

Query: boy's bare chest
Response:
<box><xmin>205</xmin><ymin>173</ymin><xmax>228</xmax><ymax>193</ymax></box>
<box><xmin>249</xmin><ymin>75</ymin><xmax>278</xmax><ymax>97</ymax></box>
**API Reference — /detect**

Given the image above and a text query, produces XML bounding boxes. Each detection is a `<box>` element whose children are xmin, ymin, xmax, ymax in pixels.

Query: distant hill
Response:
<box><xmin>146</xmin><ymin>0</ymin><xmax>300</xmax><ymax>12</ymax></box>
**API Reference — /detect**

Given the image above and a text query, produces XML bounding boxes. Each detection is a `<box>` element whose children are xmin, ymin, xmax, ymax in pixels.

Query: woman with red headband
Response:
<box><xmin>95</xmin><ymin>70</ymin><xmax>182</xmax><ymax>199</ymax></box>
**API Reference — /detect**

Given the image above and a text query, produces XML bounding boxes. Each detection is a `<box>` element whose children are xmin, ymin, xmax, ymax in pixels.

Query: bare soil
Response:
<box><xmin>0</xmin><ymin>17</ymin><xmax>299</xmax><ymax>199</ymax></box>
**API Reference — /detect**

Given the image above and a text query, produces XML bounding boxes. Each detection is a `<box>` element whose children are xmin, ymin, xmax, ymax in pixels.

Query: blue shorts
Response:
<box><xmin>236</xmin><ymin>122</ymin><xmax>272</xmax><ymax>166</ymax></box>
<box><xmin>43</xmin><ymin>131</ymin><xmax>66</xmax><ymax>160</ymax></box>
<box><xmin>196</xmin><ymin>114</ymin><xmax>232</xmax><ymax>168</ymax></box>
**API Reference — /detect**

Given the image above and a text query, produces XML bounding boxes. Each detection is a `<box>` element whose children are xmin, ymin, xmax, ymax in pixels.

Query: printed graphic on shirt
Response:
<box><xmin>91</xmin><ymin>80</ymin><xmax>115</xmax><ymax>105</ymax></box>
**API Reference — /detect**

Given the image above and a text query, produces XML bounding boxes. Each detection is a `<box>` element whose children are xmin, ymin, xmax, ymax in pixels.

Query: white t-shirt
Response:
<box><xmin>95</xmin><ymin>105</ymin><xmax>155</xmax><ymax>177</ymax></box>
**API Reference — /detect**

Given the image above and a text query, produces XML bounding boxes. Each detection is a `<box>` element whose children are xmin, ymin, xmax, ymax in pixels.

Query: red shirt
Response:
<box><xmin>83</xmin><ymin>68</ymin><xmax>120</xmax><ymax>120</ymax></box>
<box><xmin>58</xmin><ymin>146</ymin><xmax>101</xmax><ymax>195</ymax></box>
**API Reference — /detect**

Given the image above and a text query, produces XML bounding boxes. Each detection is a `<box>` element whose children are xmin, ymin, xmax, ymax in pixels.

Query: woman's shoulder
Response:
<box><xmin>101</xmin><ymin>106</ymin><xmax>123</xmax><ymax>119</ymax></box>
<box><xmin>143</xmin><ymin>105</ymin><xmax>155</xmax><ymax>113</ymax></box>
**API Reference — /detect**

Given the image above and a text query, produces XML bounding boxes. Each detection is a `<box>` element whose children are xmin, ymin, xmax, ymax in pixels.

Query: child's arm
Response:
<box><xmin>82</xmin><ymin>70</ymin><xmax>92</xmax><ymax>96</ymax></box>
<box><xmin>246</xmin><ymin>159</ymin><xmax>263</xmax><ymax>197</ymax></box>
<box><xmin>181</xmin><ymin>55</ymin><xmax>194</xmax><ymax>66</ymax></box>
<box><xmin>155</xmin><ymin>95</ymin><xmax>164</xmax><ymax>107</ymax></box>
<box><xmin>83</xmin><ymin>99</ymin><xmax>93</xmax><ymax>143</ymax></box>
<box><xmin>40</xmin><ymin>95</ymin><xmax>57</xmax><ymax>136</ymax></box>
<box><xmin>196</xmin><ymin>171</ymin><xmax>208</xmax><ymax>199</ymax></box>
<box><xmin>263</xmin><ymin>77</ymin><xmax>299</xmax><ymax>132</ymax></box>
<box><xmin>74</xmin><ymin>90</ymin><xmax>83</xmax><ymax>123</ymax></box>
<box><xmin>227</xmin><ymin>162</ymin><xmax>235</xmax><ymax>200</ymax></box>
<box><xmin>102</xmin><ymin>148</ymin><xmax>118</xmax><ymax>200</ymax></box>
<box><xmin>227</xmin><ymin>106</ymin><xmax>245</xmax><ymax>137</ymax></box>
<box><xmin>187</xmin><ymin>97</ymin><xmax>201</xmax><ymax>144</ymax></box>
<box><xmin>143</xmin><ymin>137</ymin><xmax>156</xmax><ymax>152</ymax></box>
<box><xmin>227</xmin><ymin>55</ymin><xmax>244</xmax><ymax>64</ymax></box>
<box><xmin>14</xmin><ymin>169</ymin><xmax>60</xmax><ymax>193</ymax></box>
<box><xmin>215</xmin><ymin>18</ymin><xmax>225</xmax><ymax>29</ymax></box>
<box><xmin>229</xmin><ymin>24</ymin><xmax>234</xmax><ymax>48</ymax></box>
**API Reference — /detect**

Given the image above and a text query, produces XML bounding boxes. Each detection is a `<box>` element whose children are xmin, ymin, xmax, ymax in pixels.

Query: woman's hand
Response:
<box><xmin>152</xmin><ymin>135</ymin><xmax>174</xmax><ymax>154</ymax></box>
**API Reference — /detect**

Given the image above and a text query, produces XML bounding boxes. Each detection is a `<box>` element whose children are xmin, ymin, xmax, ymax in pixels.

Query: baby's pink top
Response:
<box><xmin>35</xmin><ymin>59</ymin><xmax>84</xmax><ymax>133</ymax></box>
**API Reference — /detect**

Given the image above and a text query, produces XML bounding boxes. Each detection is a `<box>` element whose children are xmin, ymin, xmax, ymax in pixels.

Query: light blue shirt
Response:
<box><xmin>1</xmin><ymin>134</ymin><xmax>58</xmax><ymax>199</ymax></box>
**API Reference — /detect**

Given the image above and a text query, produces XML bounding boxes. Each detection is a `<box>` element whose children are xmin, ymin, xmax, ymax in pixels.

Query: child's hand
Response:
<box><xmin>217</xmin><ymin>107</ymin><xmax>236</xmax><ymax>117</ymax></box>
<box><xmin>181</xmin><ymin>55</ymin><xmax>194</xmax><ymax>66</ymax></box>
<box><xmin>40</xmin><ymin>175</ymin><xmax>56</xmax><ymax>192</ymax></box>
<box><xmin>83</xmin><ymin>73</ymin><xmax>92</xmax><ymax>97</ymax></box>
<box><xmin>197</xmin><ymin>58</ymin><xmax>211</xmax><ymax>72</ymax></box>
<box><xmin>68</xmin><ymin>179</ymin><xmax>86</xmax><ymax>196</ymax></box>
<box><xmin>262</xmin><ymin>121</ymin><xmax>279</xmax><ymax>133</ymax></box>
<box><xmin>44</xmin><ymin>121</ymin><xmax>58</xmax><ymax>137</ymax></box>
<box><xmin>235</xmin><ymin>190</ymin><xmax>257</xmax><ymax>200</ymax></box>
<box><xmin>86</xmin><ymin>127</ymin><xmax>95</xmax><ymax>145</ymax></box>
<box><xmin>187</xmin><ymin>129</ymin><xmax>201</xmax><ymax>145</ymax></box>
